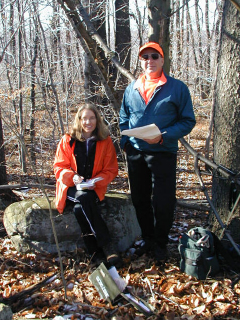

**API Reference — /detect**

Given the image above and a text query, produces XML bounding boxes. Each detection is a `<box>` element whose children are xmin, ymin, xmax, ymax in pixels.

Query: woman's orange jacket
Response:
<box><xmin>53</xmin><ymin>134</ymin><xmax>118</xmax><ymax>214</ymax></box>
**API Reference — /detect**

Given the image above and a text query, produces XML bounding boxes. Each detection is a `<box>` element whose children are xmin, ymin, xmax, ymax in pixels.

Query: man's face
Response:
<box><xmin>140</xmin><ymin>48</ymin><xmax>164</xmax><ymax>79</ymax></box>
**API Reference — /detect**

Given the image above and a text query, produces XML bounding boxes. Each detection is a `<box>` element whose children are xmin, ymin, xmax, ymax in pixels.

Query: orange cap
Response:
<box><xmin>139</xmin><ymin>42</ymin><xmax>164</xmax><ymax>58</ymax></box>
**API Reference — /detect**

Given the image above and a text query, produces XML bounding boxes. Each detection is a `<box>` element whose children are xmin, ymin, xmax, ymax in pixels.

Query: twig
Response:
<box><xmin>0</xmin><ymin>273</ymin><xmax>58</xmax><ymax>304</ymax></box>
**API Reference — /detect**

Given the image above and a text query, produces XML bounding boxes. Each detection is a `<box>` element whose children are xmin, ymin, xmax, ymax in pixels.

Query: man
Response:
<box><xmin>119</xmin><ymin>42</ymin><xmax>196</xmax><ymax>263</ymax></box>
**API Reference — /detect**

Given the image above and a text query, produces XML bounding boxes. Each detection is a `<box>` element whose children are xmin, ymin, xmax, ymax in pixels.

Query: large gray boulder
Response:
<box><xmin>3</xmin><ymin>193</ymin><xmax>141</xmax><ymax>254</ymax></box>
<box><xmin>0</xmin><ymin>303</ymin><xmax>12</xmax><ymax>320</ymax></box>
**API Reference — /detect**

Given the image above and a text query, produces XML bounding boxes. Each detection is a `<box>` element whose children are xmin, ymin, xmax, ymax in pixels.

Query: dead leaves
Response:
<box><xmin>0</xmin><ymin>236</ymin><xmax>240</xmax><ymax>319</ymax></box>
<box><xmin>1</xmin><ymin>207</ymin><xmax>240</xmax><ymax>320</ymax></box>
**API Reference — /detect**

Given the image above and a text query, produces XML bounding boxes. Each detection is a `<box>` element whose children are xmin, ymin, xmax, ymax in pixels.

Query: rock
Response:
<box><xmin>0</xmin><ymin>303</ymin><xmax>12</xmax><ymax>320</ymax></box>
<box><xmin>3</xmin><ymin>193</ymin><xmax>141</xmax><ymax>254</ymax></box>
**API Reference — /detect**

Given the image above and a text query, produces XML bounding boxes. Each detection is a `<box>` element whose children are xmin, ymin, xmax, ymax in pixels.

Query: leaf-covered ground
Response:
<box><xmin>0</xmin><ymin>114</ymin><xmax>240</xmax><ymax>319</ymax></box>
<box><xmin>0</xmin><ymin>205</ymin><xmax>240</xmax><ymax>320</ymax></box>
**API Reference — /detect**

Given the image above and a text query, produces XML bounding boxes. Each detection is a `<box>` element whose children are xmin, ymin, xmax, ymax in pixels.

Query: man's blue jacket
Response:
<box><xmin>119</xmin><ymin>74</ymin><xmax>196</xmax><ymax>153</ymax></box>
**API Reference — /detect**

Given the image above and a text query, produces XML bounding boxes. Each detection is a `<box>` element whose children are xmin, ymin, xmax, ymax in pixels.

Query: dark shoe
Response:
<box><xmin>135</xmin><ymin>238</ymin><xmax>154</xmax><ymax>257</ymax></box>
<box><xmin>102</xmin><ymin>242</ymin><xmax>122</xmax><ymax>267</ymax></box>
<box><xmin>154</xmin><ymin>245</ymin><xmax>168</xmax><ymax>264</ymax></box>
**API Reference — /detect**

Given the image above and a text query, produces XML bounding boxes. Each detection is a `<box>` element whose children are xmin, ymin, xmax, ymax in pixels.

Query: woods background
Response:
<box><xmin>0</xmin><ymin>0</ymin><xmax>239</xmax><ymax>241</ymax></box>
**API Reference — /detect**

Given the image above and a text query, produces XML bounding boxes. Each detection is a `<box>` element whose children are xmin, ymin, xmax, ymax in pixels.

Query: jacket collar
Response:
<box><xmin>133</xmin><ymin>72</ymin><xmax>167</xmax><ymax>90</ymax></box>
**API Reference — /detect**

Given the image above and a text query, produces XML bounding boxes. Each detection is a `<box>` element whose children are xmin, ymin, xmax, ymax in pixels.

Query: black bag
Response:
<box><xmin>178</xmin><ymin>227</ymin><xmax>220</xmax><ymax>280</ymax></box>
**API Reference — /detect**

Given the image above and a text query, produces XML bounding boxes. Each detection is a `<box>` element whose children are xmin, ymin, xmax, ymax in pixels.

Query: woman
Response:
<box><xmin>54</xmin><ymin>104</ymin><xmax>120</xmax><ymax>266</ymax></box>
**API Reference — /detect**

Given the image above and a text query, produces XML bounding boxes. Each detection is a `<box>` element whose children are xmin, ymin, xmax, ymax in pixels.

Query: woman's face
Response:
<box><xmin>80</xmin><ymin>109</ymin><xmax>97</xmax><ymax>138</ymax></box>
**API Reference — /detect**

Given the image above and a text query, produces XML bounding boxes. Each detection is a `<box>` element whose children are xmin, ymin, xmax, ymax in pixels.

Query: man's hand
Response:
<box><xmin>143</xmin><ymin>134</ymin><xmax>162</xmax><ymax>144</ymax></box>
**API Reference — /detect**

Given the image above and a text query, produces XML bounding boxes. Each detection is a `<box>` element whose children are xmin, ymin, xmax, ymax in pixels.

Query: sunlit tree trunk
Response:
<box><xmin>9</xmin><ymin>2</ymin><xmax>18</xmax><ymax>126</ymax></box>
<box><xmin>18</xmin><ymin>0</ymin><xmax>26</xmax><ymax>173</ymax></box>
<box><xmin>194</xmin><ymin>0</ymin><xmax>206</xmax><ymax>99</ymax></box>
<box><xmin>65</xmin><ymin>21</ymin><xmax>72</xmax><ymax>94</ymax></box>
<box><xmin>180</xmin><ymin>0</ymin><xmax>184</xmax><ymax>76</ymax></box>
<box><xmin>34</xmin><ymin>4</ymin><xmax>64</xmax><ymax>134</ymax></box>
<box><xmin>205</xmin><ymin>0</ymin><xmax>211</xmax><ymax>97</ymax></box>
<box><xmin>50</xmin><ymin>0</ymin><xmax>58</xmax><ymax>76</ymax></box>
<box><xmin>30</xmin><ymin>14</ymin><xmax>39</xmax><ymax>164</ymax></box>
<box><xmin>57</xmin><ymin>7</ymin><xmax>66</xmax><ymax>93</ymax></box>
<box><xmin>131</xmin><ymin>0</ymin><xmax>146</xmax><ymax>77</ymax></box>
<box><xmin>214</xmin><ymin>0</ymin><xmax>224</xmax><ymax>67</ymax></box>
<box><xmin>176</xmin><ymin>0</ymin><xmax>181</xmax><ymax>73</ymax></box>
<box><xmin>210</xmin><ymin>0</ymin><xmax>240</xmax><ymax>243</ymax></box>
<box><xmin>0</xmin><ymin>1</ymin><xmax>7</xmax><ymax>186</ymax></box>
<box><xmin>185</xmin><ymin>1</ymin><xmax>190</xmax><ymax>83</ymax></box>
<box><xmin>0</xmin><ymin>109</ymin><xmax>7</xmax><ymax>187</ymax></box>
<box><xmin>186</xmin><ymin>1</ymin><xmax>198</xmax><ymax>69</ymax></box>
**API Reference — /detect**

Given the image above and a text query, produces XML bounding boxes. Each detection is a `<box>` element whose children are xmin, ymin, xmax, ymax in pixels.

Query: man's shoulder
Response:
<box><xmin>126</xmin><ymin>79</ymin><xmax>137</xmax><ymax>89</ymax></box>
<box><xmin>123</xmin><ymin>80</ymin><xmax>137</xmax><ymax>96</ymax></box>
<box><xmin>165</xmin><ymin>74</ymin><xmax>188</xmax><ymax>88</ymax></box>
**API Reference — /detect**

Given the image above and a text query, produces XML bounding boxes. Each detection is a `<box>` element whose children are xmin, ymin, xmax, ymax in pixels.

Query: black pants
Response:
<box><xmin>67</xmin><ymin>187</ymin><xmax>110</xmax><ymax>254</ymax></box>
<box><xmin>126</xmin><ymin>143</ymin><xmax>177</xmax><ymax>247</ymax></box>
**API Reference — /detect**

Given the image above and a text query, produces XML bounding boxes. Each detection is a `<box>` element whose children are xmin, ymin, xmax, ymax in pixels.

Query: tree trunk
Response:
<box><xmin>115</xmin><ymin>0</ymin><xmax>131</xmax><ymax>95</ymax></box>
<box><xmin>57</xmin><ymin>8</ymin><xmax>67</xmax><ymax>93</ymax></box>
<box><xmin>147</xmin><ymin>0</ymin><xmax>171</xmax><ymax>75</ymax></box>
<box><xmin>30</xmin><ymin>20</ymin><xmax>38</xmax><ymax>164</ymax></box>
<box><xmin>204</xmin><ymin>0</ymin><xmax>211</xmax><ymax>97</ymax></box>
<box><xmin>210</xmin><ymin>0</ymin><xmax>240</xmax><ymax>243</ymax></box>
<box><xmin>34</xmin><ymin>3</ymin><xmax>65</xmax><ymax>135</ymax></box>
<box><xmin>194</xmin><ymin>0</ymin><xmax>205</xmax><ymax>99</ymax></box>
<box><xmin>65</xmin><ymin>21</ymin><xmax>72</xmax><ymax>94</ymax></box>
<box><xmin>186</xmin><ymin>1</ymin><xmax>198</xmax><ymax>72</ymax></box>
<box><xmin>0</xmin><ymin>109</ymin><xmax>7</xmax><ymax>186</ymax></box>
<box><xmin>18</xmin><ymin>0</ymin><xmax>26</xmax><ymax>173</ymax></box>
<box><xmin>50</xmin><ymin>0</ymin><xmax>58</xmax><ymax>77</ymax></box>
<box><xmin>57</xmin><ymin>0</ymin><xmax>134</xmax><ymax>112</ymax></box>
<box><xmin>185</xmin><ymin>0</ymin><xmax>190</xmax><ymax>83</ymax></box>
<box><xmin>83</xmin><ymin>0</ymin><xmax>107</xmax><ymax>105</ymax></box>
<box><xmin>176</xmin><ymin>0</ymin><xmax>181</xmax><ymax>73</ymax></box>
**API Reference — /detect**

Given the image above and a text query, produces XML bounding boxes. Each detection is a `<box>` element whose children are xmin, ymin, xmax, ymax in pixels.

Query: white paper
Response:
<box><xmin>76</xmin><ymin>177</ymin><xmax>103</xmax><ymax>190</ymax></box>
<box><xmin>121</xmin><ymin>124</ymin><xmax>161</xmax><ymax>140</ymax></box>
<box><xmin>108</xmin><ymin>266</ymin><xmax>127</xmax><ymax>292</ymax></box>
<box><xmin>124</xmin><ymin>293</ymin><xmax>151</xmax><ymax>312</ymax></box>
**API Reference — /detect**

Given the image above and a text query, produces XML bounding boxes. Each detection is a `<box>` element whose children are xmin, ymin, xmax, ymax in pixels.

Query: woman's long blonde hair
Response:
<box><xmin>70</xmin><ymin>104</ymin><xmax>109</xmax><ymax>141</ymax></box>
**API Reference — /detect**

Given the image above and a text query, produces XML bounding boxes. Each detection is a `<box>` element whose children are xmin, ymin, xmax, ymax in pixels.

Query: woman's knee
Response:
<box><xmin>75</xmin><ymin>190</ymin><xmax>96</xmax><ymax>204</ymax></box>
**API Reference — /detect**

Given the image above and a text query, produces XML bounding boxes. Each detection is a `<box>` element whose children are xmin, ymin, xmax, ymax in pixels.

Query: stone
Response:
<box><xmin>0</xmin><ymin>303</ymin><xmax>13</xmax><ymax>320</ymax></box>
<box><xmin>3</xmin><ymin>193</ymin><xmax>141</xmax><ymax>254</ymax></box>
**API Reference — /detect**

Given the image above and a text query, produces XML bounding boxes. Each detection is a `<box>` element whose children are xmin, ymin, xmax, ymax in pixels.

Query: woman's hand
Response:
<box><xmin>73</xmin><ymin>174</ymin><xmax>84</xmax><ymax>185</ymax></box>
<box><xmin>86</xmin><ymin>179</ymin><xmax>95</xmax><ymax>190</ymax></box>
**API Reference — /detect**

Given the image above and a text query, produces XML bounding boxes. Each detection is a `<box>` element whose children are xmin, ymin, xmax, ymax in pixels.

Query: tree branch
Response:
<box><xmin>230</xmin><ymin>0</ymin><xmax>240</xmax><ymax>11</ymax></box>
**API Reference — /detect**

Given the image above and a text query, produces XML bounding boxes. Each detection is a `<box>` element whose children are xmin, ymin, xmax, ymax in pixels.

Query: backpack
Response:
<box><xmin>178</xmin><ymin>227</ymin><xmax>220</xmax><ymax>280</ymax></box>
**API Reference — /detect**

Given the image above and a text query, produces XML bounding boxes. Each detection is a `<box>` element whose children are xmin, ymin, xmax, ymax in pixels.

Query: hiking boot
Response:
<box><xmin>154</xmin><ymin>244</ymin><xmax>168</xmax><ymax>264</ymax></box>
<box><xmin>135</xmin><ymin>238</ymin><xmax>154</xmax><ymax>257</ymax></box>
<box><xmin>102</xmin><ymin>242</ymin><xmax>122</xmax><ymax>267</ymax></box>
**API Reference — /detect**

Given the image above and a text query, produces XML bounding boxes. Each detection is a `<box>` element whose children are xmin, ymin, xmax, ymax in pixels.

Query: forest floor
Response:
<box><xmin>0</xmin><ymin>114</ymin><xmax>240</xmax><ymax>320</ymax></box>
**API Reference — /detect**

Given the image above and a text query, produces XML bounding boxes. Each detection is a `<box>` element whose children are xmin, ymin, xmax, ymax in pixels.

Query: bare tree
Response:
<box><xmin>205</xmin><ymin>0</ymin><xmax>211</xmax><ymax>97</ymax></box>
<box><xmin>17</xmin><ymin>0</ymin><xmax>26</xmax><ymax>172</ymax></box>
<box><xmin>176</xmin><ymin>0</ymin><xmax>181</xmax><ymax>73</ymax></box>
<box><xmin>115</xmin><ymin>0</ymin><xmax>131</xmax><ymax>90</ymax></box>
<box><xmin>210</xmin><ymin>0</ymin><xmax>240</xmax><ymax>243</ymax></box>
<box><xmin>147</xmin><ymin>0</ymin><xmax>171</xmax><ymax>75</ymax></box>
<box><xmin>0</xmin><ymin>109</ymin><xmax>7</xmax><ymax>187</ymax></box>
<box><xmin>29</xmin><ymin>13</ymin><xmax>39</xmax><ymax>164</ymax></box>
